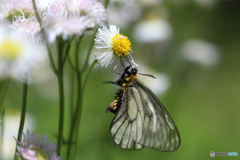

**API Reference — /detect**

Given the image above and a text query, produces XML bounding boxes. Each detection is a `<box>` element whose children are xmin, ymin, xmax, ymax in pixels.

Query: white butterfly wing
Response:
<box><xmin>109</xmin><ymin>79</ymin><xmax>180</xmax><ymax>151</ymax></box>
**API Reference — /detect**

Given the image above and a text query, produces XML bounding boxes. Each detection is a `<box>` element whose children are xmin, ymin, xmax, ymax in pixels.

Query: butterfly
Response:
<box><xmin>104</xmin><ymin>66</ymin><xmax>180</xmax><ymax>151</ymax></box>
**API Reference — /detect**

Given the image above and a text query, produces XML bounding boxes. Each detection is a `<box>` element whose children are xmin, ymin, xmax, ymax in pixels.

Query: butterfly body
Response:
<box><xmin>105</xmin><ymin>66</ymin><xmax>180</xmax><ymax>151</ymax></box>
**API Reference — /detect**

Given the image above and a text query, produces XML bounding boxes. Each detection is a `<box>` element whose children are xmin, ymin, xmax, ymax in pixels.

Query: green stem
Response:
<box><xmin>82</xmin><ymin>0</ymin><xmax>110</xmax><ymax>72</ymax></box>
<box><xmin>63</xmin><ymin>42</ymin><xmax>71</xmax><ymax>64</ymax></box>
<box><xmin>14</xmin><ymin>79</ymin><xmax>28</xmax><ymax>160</ymax></box>
<box><xmin>0</xmin><ymin>109</ymin><xmax>4</xmax><ymax>159</ymax></box>
<box><xmin>82</xmin><ymin>60</ymin><xmax>98</xmax><ymax>93</ymax></box>
<box><xmin>0</xmin><ymin>79</ymin><xmax>10</xmax><ymax>112</ymax></box>
<box><xmin>56</xmin><ymin>42</ymin><xmax>65</xmax><ymax>156</ymax></box>
<box><xmin>69</xmin><ymin>72</ymin><xmax>75</xmax><ymax>120</ymax></box>
<box><xmin>48</xmin><ymin>49</ymin><xmax>58</xmax><ymax>75</ymax></box>
<box><xmin>32</xmin><ymin>0</ymin><xmax>58</xmax><ymax>74</ymax></box>
<box><xmin>81</xmin><ymin>29</ymin><xmax>97</xmax><ymax>72</ymax></box>
<box><xmin>67</xmin><ymin>37</ymin><xmax>82</xmax><ymax>159</ymax></box>
<box><xmin>67</xmin><ymin>60</ymin><xmax>97</xmax><ymax>160</ymax></box>
<box><xmin>105</xmin><ymin>0</ymin><xmax>110</xmax><ymax>8</ymax></box>
<box><xmin>74</xmin><ymin>60</ymin><xmax>97</xmax><ymax>156</ymax></box>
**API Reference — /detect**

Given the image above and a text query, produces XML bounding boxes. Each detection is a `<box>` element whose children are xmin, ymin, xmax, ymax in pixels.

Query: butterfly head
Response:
<box><xmin>124</xmin><ymin>65</ymin><xmax>138</xmax><ymax>76</ymax></box>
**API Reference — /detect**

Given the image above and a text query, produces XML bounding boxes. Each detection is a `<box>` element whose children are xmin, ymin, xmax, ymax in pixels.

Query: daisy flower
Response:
<box><xmin>44</xmin><ymin>0</ymin><xmax>107</xmax><ymax>43</ymax></box>
<box><xmin>0</xmin><ymin>0</ymin><xmax>35</xmax><ymax>22</ymax></box>
<box><xmin>45</xmin><ymin>14</ymin><xmax>91</xmax><ymax>44</ymax></box>
<box><xmin>65</xmin><ymin>0</ymin><xmax>107</xmax><ymax>27</ymax></box>
<box><xmin>15</xmin><ymin>130</ymin><xmax>61</xmax><ymax>160</ymax></box>
<box><xmin>11</xmin><ymin>15</ymin><xmax>42</xmax><ymax>43</ymax></box>
<box><xmin>0</xmin><ymin>0</ymin><xmax>48</xmax><ymax>43</ymax></box>
<box><xmin>94</xmin><ymin>24</ymin><xmax>137</xmax><ymax>70</ymax></box>
<box><xmin>0</xmin><ymin>25</ymin><xmax>44</xmax><ymax>82</ymax></box>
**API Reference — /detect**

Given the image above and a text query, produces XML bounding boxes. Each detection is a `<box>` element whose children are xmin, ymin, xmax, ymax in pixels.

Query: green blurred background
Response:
<box><xmin>1</xmin><ymin>0</ymin><xmax>240</xmax><ymax>159</ymax></box>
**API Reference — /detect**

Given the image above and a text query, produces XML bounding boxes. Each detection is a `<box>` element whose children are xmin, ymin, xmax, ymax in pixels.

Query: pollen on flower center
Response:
<box><xmin>0</xmin><ymin>39</ymin><xmax>23</xmax><ymax>59</ymax></box>
<box><xmin>112</xmin><ymin>34</ymin><xmax>131</xmax><ymax>57</ymax></box>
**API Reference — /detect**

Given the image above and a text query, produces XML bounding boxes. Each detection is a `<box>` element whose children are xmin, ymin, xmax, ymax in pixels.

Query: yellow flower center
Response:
<box><xmin>32</xmin><ymin>147</ymin><xmax>50</xmax><ymax>160</ymax></box>
<box><xmin>112</xmin><ymin>34</ymin><xmax>131</xmax><ymax>57</ymax></box>
<box><xmin>0</xmin><ymin>39</ymin><xmax>23</xmax><ymax>60</ymax></box>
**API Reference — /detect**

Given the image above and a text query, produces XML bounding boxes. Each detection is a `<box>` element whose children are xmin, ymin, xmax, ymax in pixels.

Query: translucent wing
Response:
<box><xmin>109</xmin><ymin>87</ymin><xmax>144</xmax><ymax>150</ymax></box>
<box><xmin>134</xmin><ymin>80</ymin><xmax>181</xmax><ymax>151</ymax></box>
<box><xmin>109</xmin><ymin>79</ymin><xmax>180</xmax><ymax>151</ymax></box>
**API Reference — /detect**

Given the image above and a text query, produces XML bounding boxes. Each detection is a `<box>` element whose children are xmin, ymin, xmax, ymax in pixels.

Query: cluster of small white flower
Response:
<box><xmin>0</xmin><ymin>0</ymin><xmax>142</xmax><ymax>159</ymax></box>
<box><xmin>0</xmin><ymin>0</ymin><xmax>108</xmax><ymax>82</ymax></box>
<box><xmin>0</xmin><ymin>0</ymin><xmax>107</xmax><ymax>44</ymax></box>
<box><xmin>44</xmin><ymin>0</ymin><xmax>107</xmax><ymax>43</ymax></box>
<box><xmin>0</xmin><ymin>0</ymin><xmax>108</xmax><ymax>159</ymax></box>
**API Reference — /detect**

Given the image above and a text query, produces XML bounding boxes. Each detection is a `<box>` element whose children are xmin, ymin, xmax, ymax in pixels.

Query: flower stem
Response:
<box><xmin>67</xmin><ymin>60</ymin><xmax>97</xmax><ymax>160</ymax></box>
<box><xmin>14</xmin><ymin>78</ymin><xmax>28</xmax><ymax>159</ymax></box>
<box><xmin>67</xmin><ymin>37</ymin><xmax>82</xmax><ymax>159</ymax></box>
<box><xmin>32</xmin><ymin>0</ymin><xmax>58</xmax><ymax>74</ymax></box>
<box><xmin>81</xmin><ymin>29</ymin><xmax>97</xmax><ymax>72</ymax></box>
<box><xmin>82</xmin><ymin>0</ymin><xmax>110</xmax><ymax>72</ymax></box>
<box><xmin>56</xmin><ymin>42</ymin><xmax>65</xmax><ymax>156</ymax></box>
<box><xmin>0</xmin><ymin>79</ymin><xmax>10</xmax><ymax>112</ymax></box>
<box><xmin>105</xmin><ymin>0</ymin><xmax>110</xmax><ymax>8</ymax></box>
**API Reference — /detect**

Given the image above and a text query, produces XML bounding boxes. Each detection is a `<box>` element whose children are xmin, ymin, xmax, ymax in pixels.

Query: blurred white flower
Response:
<box><xmin>146</xmin><ymin>73</ymin><xmax>170</xmax><ymax>95</ymax></box>
<box><xmin>0</xmin><ymin>26</ymin><xmax>45</xmax><ymax>81</ymax></box>
<box><xmin>182</xmin><ymin>39</ymin><xmax>221</xmax><ymax>67</ymax></box>
<box><xmin>0</xmin><ymin>0</ymin><xmax>35</xmax><ymax>22</ymax></box>
<box><xmin>0</xmin><ymin>0</ymin><xmax>48</xmax><ymax>22</ymax></box>
<box><xmin>45</xmin><ymin>14</ymin><xmax>90</xmax><ymax>43</ymax></box>
<box><xmin>94</xmin><ymin>24</ymin><xmax>137</xmax><ymax>70</ymax></box>
<box><xmin>15</xmin><ymin>130</ymin><xmax>61</xmax><ymax>160</ymax></box>
<box><xmin>44</xmin><ymin>0</ymin><xmax>107</xmax><ymax>43</ymax></box>
<box><xmin>138</xmin><ymin>63</ymin><xmax>170</xmax><ymax>95</ymax></box>
<box><xmin>2</xmin><ymin>111</ymin><xmax>35</xmax><ymax>159</ymax></box>
<box><xmin>134</xmin><ymin>18</ymin><xmax>172</xmax><ymax>43</ymax></box>
<box><xmin>0</xmin><ymin>0</ymin><xmax>49</xmax><ymax>43</ymax></box>
<box><xmin>11</xmin><ymin>15</ymin><xmax>42</xmax><ymax>42</ymax></box>
<box><xmin>65</xmin><ymin>0</ymin><xmax>107</xmax><ymax>27</ymax></box>
<box><xmin>107</xmin><ymin>2</ymin><xmax>141</xmax><ymax>28</ymax></box>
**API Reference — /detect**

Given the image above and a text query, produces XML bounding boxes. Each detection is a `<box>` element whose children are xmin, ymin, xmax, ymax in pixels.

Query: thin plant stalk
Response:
<box><xmin>73</xmin><ymin>59</ymin><xmax>97</xmax><ymax>153</ymax></box>
<box><xmin>105</xmin><ymin>0</ymin><xmax>110</xmax><ymax>8</ymax></box>
<box><xmin>14</xmin><ymin>78</ymin><xmax>29</xmax><ymax>160</ymax></box>
<box><xmin>56</xmin><ymin>42</ymin><xmax>65</xmax><ymax>156</ymax></box>
<box><xmin>81</xmin><ymin>28</ymin><xmax>97</xmax><ymax>72</ymax></box>
<box><xmin>0</xmin><ymin>79</ymin><xmax>10</xmax><ymax>112</ymax></box>
<box><xmin>67</xmin><ymin>60</ymin><xmax>97</xmax><ymax>160</ymax></box>
<box><xmin>0</xmin><ymin>109</ymin><xmax>5</xmax><ymax>159</ymax></box>
<box><xmin>67</xmin><ymin>37</ymin><xmax>83</xmax><ymax>159</ymax></box>
<box><xmin>32</xmin><ymin>0</ymin><xmax>57</xmax><ymax>74</ymax></box>
<box><xmin>67</xmin><ymin>0</ymin><xmax>110</xmax><ymax>158</ymax></box>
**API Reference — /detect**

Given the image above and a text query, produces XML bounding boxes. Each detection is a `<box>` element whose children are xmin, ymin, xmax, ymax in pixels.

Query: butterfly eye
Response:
<box><xmin>132</xmin><ymin>68</ymin><xmax>137</xmax><ymax>74</ymax></box>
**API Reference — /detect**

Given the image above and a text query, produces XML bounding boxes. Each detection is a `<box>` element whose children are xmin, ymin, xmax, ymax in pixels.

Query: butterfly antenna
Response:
<box><xmin>102</xmin><ymin>81</ymin><xmax>119</xmax><ymax>85</ymax></box>
<box><xmin>138</xmin><ymin>73</ymin><xmax>156</xmax><ymax>79</ymax></box>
